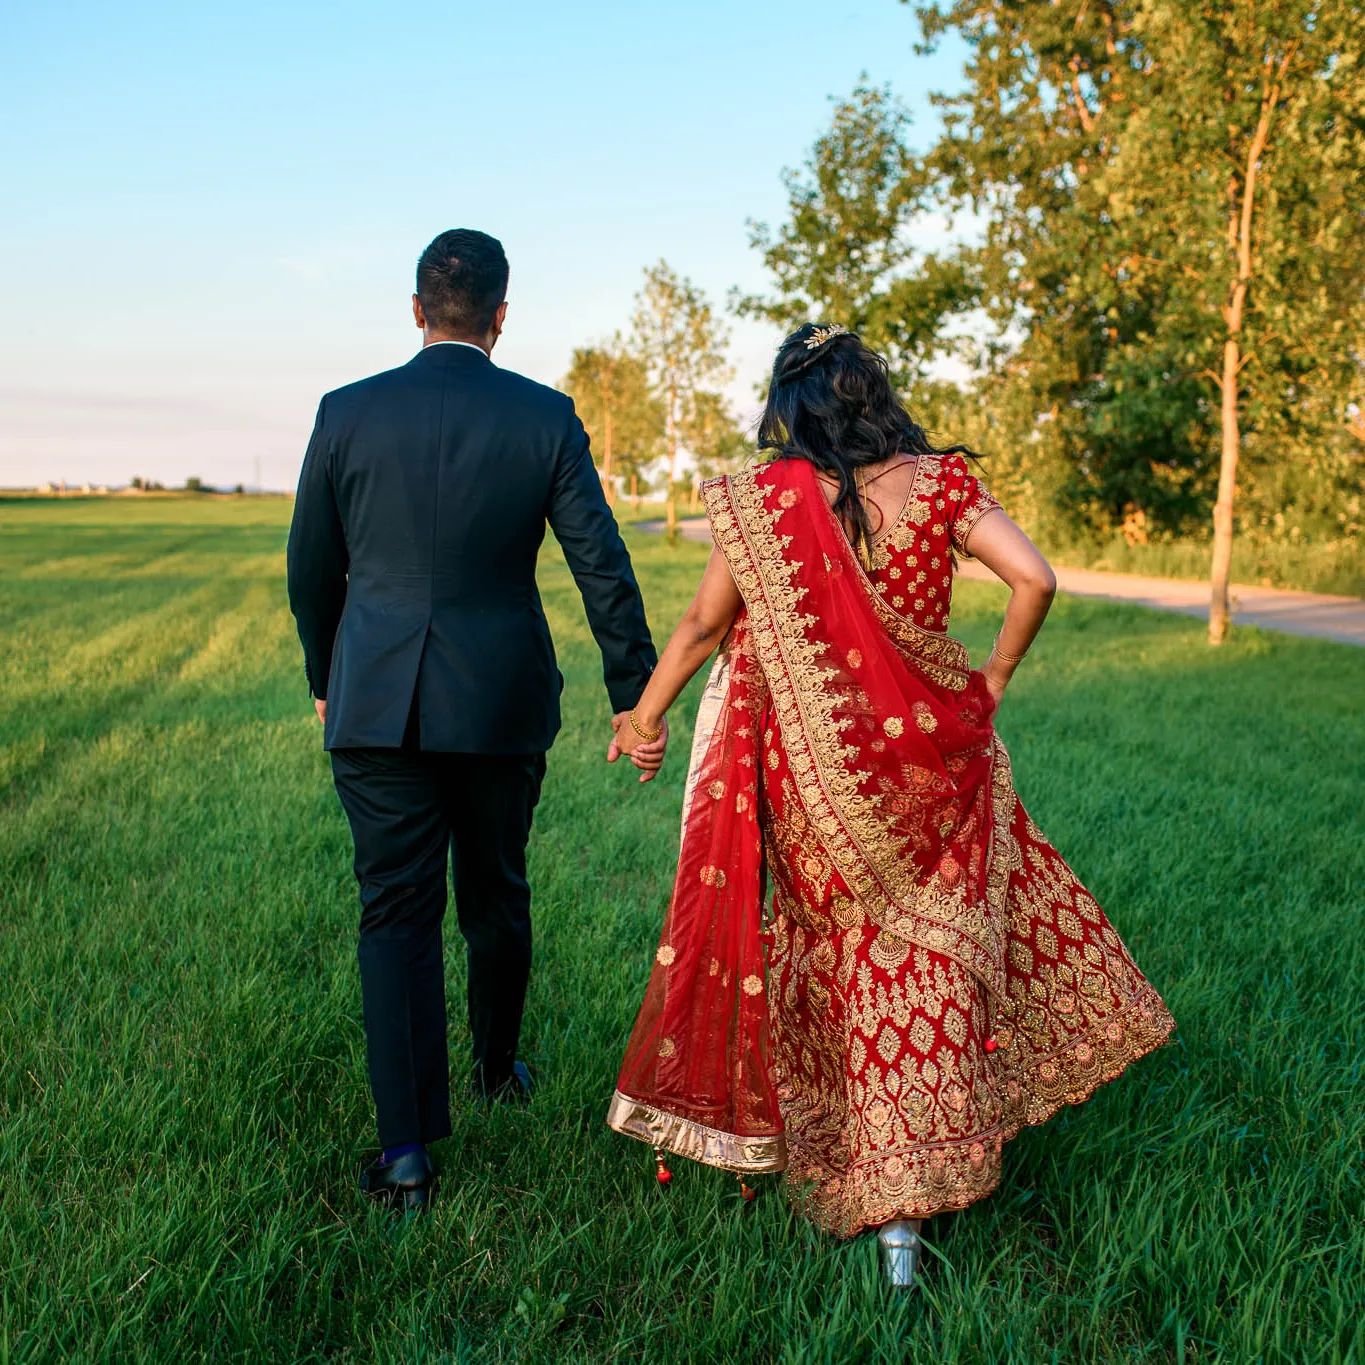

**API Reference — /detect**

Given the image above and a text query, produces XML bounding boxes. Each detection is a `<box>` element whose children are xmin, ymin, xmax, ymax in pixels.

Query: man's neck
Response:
<box><xmin>423</xmin><ymin>332</ymin><xmax>490</xmax><ymax>355</ymax></box>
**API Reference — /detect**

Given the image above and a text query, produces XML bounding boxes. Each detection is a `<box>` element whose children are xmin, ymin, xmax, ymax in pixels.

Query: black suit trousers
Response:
<box><xmin>330</xmin><ymin>741</ymin><xmax>546</xmax><ymax>1148</ymax></box>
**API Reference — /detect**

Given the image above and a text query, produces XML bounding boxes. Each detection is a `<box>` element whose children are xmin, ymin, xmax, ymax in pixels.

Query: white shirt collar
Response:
<box><xmin>423</xmin><ymin>340</ymin><xmax>487</xmax><ymax>355</ymax></box>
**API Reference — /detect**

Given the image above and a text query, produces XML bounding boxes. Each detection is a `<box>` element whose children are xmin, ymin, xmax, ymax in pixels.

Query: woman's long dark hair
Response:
<box><xmin>757</xmin><ymin>323</ymin><xmax>980</xmax><ymax>552</ymax></box>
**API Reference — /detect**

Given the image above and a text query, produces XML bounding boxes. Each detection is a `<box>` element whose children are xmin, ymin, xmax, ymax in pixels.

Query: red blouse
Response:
<box><xmin>863</xmin><ymin>453</ymin><xmax>1001</xmax><ymax>633</ymax></box>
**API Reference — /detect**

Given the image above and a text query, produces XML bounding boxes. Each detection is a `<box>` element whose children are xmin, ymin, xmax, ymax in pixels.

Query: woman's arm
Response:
<box><xmin>961</xmin><ymin>509</ymin><xmax>1058</xmax><ymax>700</ymax></box>
<box><xmin>609</xmin><ymin>546</ymin><xmax>743</xmax><ymax>781</ymax></box>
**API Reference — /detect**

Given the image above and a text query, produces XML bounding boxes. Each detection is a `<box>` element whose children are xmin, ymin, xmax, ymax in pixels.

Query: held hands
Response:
<box><xmin>314</xmin><ymin>699</ymin><xmax>327</xmax><ymax>725</ymax></box>
<box><xmin>608</xmin><ymin>710</ymin><xmax>669</xmax><ymax>783</ymax></box>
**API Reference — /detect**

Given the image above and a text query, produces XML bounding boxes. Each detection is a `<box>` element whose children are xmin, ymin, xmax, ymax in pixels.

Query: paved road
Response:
<box><xmin>637</xmin><ymin>518</ymin><xmax>1365</xmax><ymax>647</ymax></box>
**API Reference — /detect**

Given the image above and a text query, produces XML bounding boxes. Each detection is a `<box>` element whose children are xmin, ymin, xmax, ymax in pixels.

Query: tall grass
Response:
<box><xmin>1</xmin><ymin>497</ymin><xmax>1360</xmax><ymax>1363</ymax></box>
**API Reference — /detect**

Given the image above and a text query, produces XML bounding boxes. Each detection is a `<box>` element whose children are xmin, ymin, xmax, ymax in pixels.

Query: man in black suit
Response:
<box><xmin>287</xmin><ymin>228</ymin><xmax>662</xmax><ymax>1212</ymax></box>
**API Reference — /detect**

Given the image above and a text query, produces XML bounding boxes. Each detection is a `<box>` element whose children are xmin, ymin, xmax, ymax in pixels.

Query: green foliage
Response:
<box><xmin>737</xmin><ymin>84</ymin><xmax>978</xmax><ymax>387</ymax></box>
<box><xmin>684</xmin><ymin>389</ymin><xmax>750</xmax><ymax>484</ymax></box>
<box><xmin>747</xmin><ymin>6</ymin><xmax>1365</xmax><ymax>584</ymax></box>
<box><xmin>631</xmin><ymin>261</ymin><xmax>733</xmax><ymax>528</ymax></box>
<box><xmin>560</xmin><ymin>340</ymin><xmax>663</xmax><ymax>503</ymax></box>
<box><xmin>1</xmin><ymin>498</ymin><xmax>1362</xmax><ymax>1360</ymax></box>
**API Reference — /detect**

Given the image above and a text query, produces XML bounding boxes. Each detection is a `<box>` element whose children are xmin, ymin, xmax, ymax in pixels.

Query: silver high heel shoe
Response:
<box><xmin>877</xmin><ymin>1219</ymin><xmax>923</xmax><ymax>1289</ymax></box>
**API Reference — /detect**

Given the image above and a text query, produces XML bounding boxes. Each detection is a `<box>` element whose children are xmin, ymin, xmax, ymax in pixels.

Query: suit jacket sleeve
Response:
<box><xmin>286</xmin><ymin>398</ymin><xmax>348</xmax><ymax>700</ymax></box>
<box><xmin>547</xmin><ymin>403</ymin><xmax>657</xmax><ymax>713</ymax></box>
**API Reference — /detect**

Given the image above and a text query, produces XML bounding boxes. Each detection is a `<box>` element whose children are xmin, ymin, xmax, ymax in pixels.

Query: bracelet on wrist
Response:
<box><xmin>628</xmin><ymin>710</ymin><xmax>662</xmax><ymax>743</ymax></box>
<box><xmin>992</xmin><ymin>632</ymin><xmax>1029</xmax><ymax>665</ymax></box>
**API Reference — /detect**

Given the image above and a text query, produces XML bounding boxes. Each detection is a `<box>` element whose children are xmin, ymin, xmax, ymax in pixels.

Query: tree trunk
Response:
<box><xmin>602</xmin><ymin>403</ymin><xmax>615</xmax><ymax>508</ymax></box>
<box><xmin>1208</xmin><ymin>50</ymin><xmax>1290</xmax><ymax>646</ymax></box>
<box><xmin>665</xmin><ymin>465</ymin><xmax>678</xmax><ymax>540</ymax></box>
<box><xmin>1208</xmin><ymin>338</ymin><xmax>1240</xmax><ymax>645</ymax></box>
<box><xmin>665</xmin><ymin>379</ymin><xmax>679</xmax><ymax>541</ymax></box>
<box><xmin>630</xmin><ymin>471</ymin><xmax>640</xmax><ymax>509</ymax></box>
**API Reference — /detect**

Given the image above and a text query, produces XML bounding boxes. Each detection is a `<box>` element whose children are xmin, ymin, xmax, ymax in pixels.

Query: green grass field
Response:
<box><xmin>1</xmin><ymin>496</ymin><xmax>1361</xmax><ymax>1364</ymax></box>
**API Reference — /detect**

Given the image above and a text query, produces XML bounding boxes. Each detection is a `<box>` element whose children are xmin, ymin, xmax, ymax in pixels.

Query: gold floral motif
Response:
<box><xmin>742</xmin><ymin>974</ymin><xmax>764</xmax><ymax>997</ymax></box>
<box><xmin>708</xmin><ymin>780</ymin><xmax>726</xmax><ymax>799</ymax></box>
<box><xmin>658</xmin><ymin>1037</ymin><xmax>676</xmax><ymax>1059</ymax></box>
<box><xmin>846</xmin><ymin>648</ymin><xmax>863</xmax><ymax>669</ymax></box>
<box><xmin>700</xmin><ymin>864</ymin><xmax>727</xmax><ymax>888</ymax></box>
<box><xmin>867</xmin><ymin>929</ymin><xmax>910</xmax><ymax>971</ymax></box>
<box><xmin>951</xmin><ymin>470</ymin><xmax>1003</xmax><ymax>553</ymax></box>
<box><xmin>913</xmin><ymin>702</ymin><xmax>938</xmax><ymax>733</ymax></box>
<box><xmin>656</xmin><ymin>945</ymin><xmax>676</xmax><ymax>966</ymax></box>
<box><xmin>883</xmin><ymin>716</ymin><xmax>905</xmax><ymax>738</ymax></box>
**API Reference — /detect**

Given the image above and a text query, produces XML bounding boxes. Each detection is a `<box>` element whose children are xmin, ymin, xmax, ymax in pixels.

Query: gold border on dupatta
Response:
<box><xmin>606</xmin><ymin>1090</ymin><xmax>788</xmax><ymax>1173</ymax></box>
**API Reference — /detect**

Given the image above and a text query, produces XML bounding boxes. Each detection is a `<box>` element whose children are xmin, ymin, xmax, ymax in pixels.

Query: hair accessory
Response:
<box><xmin>804</xmin><ymin>324</ymin><xmax>851</xmax><ymax>350</ymax></box>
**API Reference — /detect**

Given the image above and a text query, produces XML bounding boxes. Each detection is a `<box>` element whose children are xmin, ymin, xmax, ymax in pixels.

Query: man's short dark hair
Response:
<box><xmin>416</xmin><ymin>229</ymin><xmax>509</xmax><ymax>336</ymax></box>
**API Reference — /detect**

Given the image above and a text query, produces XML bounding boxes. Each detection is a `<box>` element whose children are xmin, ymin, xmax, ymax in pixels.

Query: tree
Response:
<box><xmin>560</xmin><ymin>339</ymin><xmax>662</xmax><ymax>508</ymax></box>
<box><xmin>631</xmin><ymin>261</ymin><xmax>732</xmax><ymax>536</ymax></box>
<box><xmin>1119</xmin><ymin>3</ymin><xmax>1365</xmax><ymax>642</ymax></box>
<box><xmin>685</xmin><ymin>390</ymin><xmax>752</xmax><ymax>507</ymax></box>
<box><xmin>924</xmin><ymin>0</ymin><xmax>1364</xmax><ymax>635</ymax></box>
<box><xmin>747</xmin><ymin>5</ymin><xmax>1364</xmax><ymax>637</ymax></box>
<box><xmin>737</xmin><ymin>83</ymin><xmax>977</xmax><ymax>390</ymax></box>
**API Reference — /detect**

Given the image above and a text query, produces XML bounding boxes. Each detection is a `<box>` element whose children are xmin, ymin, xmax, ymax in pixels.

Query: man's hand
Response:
<box><xmin>608</xmin><ymin>711</ymin><xmax>668</xmax><ymax>783</ymax></box>
<box><xmin>314</xmin><ymin>699</ymin><xmax>327</xmax><ymax>725</ymax></box>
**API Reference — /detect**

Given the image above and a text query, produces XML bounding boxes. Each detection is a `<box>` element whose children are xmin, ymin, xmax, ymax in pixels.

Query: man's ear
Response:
<box><xmin>412</xmin><ymin>294</ymin><xmax>426</xmax><ymax>330</ymax></box>
<box><xmin>492</xmin><ymin>300</ymin><xmax>509</xmax><ymax>337</ymax></box>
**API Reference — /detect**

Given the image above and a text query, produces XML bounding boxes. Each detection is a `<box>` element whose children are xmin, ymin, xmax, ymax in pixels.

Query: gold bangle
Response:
<box><xmin>628</xmin><ymin>710</ymin><xmax>662</xmax><ymax>743</ymax></box>
<box><xmin>992</xmin><ymin>633</ymin><xmax>1028</xmax><ymax>665</ymax></box>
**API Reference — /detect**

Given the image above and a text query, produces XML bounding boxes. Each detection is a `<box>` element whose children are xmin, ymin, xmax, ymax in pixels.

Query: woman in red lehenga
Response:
<box><xmin>607</xmin><ymin>324</ymin><xmax>1174</xmax><ymax>1286</ymax></box>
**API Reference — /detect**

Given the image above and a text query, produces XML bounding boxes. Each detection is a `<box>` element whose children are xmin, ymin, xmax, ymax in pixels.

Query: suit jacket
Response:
<box><xmin>286</xmin><ymin>343</ymin><xmax>656</xmax><ymax>753</ymax></box>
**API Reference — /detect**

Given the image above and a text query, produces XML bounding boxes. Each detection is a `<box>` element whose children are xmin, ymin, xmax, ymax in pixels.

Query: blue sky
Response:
<box><xmin>0</xmin><ymin>1</ymin><xmax>968</xmax><ymax>490</ymax></box>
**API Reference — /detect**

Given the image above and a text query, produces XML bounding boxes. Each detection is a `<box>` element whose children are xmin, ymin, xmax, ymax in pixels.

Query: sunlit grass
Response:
<box><xmin>1</xmin><ymin>497</ymin><xmax>1360</xmax><ymax>1362</ymax></box>
<box><xmin>1043</xmin><ymin>529</ymin><xmax>1363</xmax><ymax>599</ymax></box>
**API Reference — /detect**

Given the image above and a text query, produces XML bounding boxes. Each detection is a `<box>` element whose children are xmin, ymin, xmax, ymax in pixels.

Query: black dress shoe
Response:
<box><xmin>358</xmin><ymin>1148</ymin><xmax>435</xmax><ymax>1214</ymax></box>
<box><xmin>473</xmin><ymin>1060</ymin><xmax>535</xmax><ymax>1105</ymax></box>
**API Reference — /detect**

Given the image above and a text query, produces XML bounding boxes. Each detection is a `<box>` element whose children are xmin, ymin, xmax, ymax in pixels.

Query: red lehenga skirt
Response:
<box><xmin>608</xmin><ymin>459</ymin><xmax>1175</xmax><ymax>1237</ymax></box>
<box><xmin>760</xmin><ymin>732</ymin><xmax>1173</xmax><ymax>1235</ymax></box>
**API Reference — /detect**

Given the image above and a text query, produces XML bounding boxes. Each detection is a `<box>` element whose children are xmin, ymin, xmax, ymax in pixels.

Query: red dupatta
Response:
<box><xmin>607</xmin><ymin>458</ymin><xmax>1008</xmax><ymax>1173</ymax></box>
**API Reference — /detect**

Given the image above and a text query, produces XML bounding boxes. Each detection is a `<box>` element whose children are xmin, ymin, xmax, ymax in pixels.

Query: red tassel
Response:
<box><xmin>737</xmin><ymin>1174</ymin><xmax>757</xmax><ymax>1202</ymax></box>
<box><xmin>984</xmin><ymin>1036</ymin><xmax>999</xmax><ymax>1054</ymax></box>
<box><xmin>653</xmin><ymin>1148</ymin><xmax>673</xmax><ymax>1186</ymax></box>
